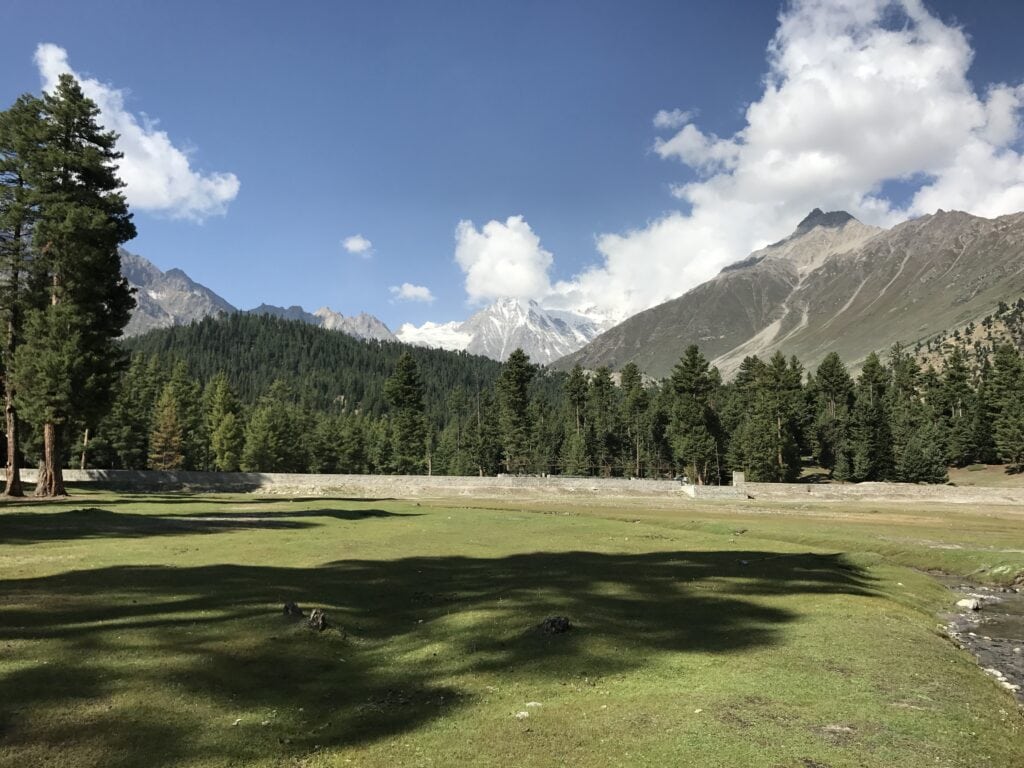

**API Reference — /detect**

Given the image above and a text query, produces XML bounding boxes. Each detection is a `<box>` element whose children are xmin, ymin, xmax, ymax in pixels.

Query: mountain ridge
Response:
<box><xmin>556</xmin><ymin>208</ymin><xmax>1024</xmax><ymax>378</ymax></box>
<box><xmin>397</xmin><ymin>297</ymin><xmax>608</xmax><ymax>363</ymax></box>
<box><xmin>120</xmin><ymin>251</ymin><xmax>396</xmax><ymax>343</ymax></box>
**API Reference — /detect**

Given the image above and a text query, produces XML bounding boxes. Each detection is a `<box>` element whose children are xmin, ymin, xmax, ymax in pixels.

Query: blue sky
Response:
<box><xmin>4</xmin><ymin>1</ymin><xmax>1024</xmax><ymax>331</ymax></box>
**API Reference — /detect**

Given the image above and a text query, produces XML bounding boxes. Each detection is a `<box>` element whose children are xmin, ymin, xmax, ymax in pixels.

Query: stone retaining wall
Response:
<box><xmin>741</xmin><ymin>481</ymin><xmax>1024</xmax><ymax>505</ymax></box>
<box><xmin>4</xmin><ymin>469</ymin><xmax>1021</xmax><ymax>505</ymax></box>
<box><xmin>2</xmin><ymin>468</ymin><xmax>688</xmax><ymax>499</ymax></box>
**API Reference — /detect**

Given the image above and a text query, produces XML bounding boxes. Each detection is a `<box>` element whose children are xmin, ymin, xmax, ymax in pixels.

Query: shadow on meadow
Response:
<box><xmin>0</xmin><ymin>518</ymin><xmax>876</xmax><ymax>766</ymax></box>
<box><xmin>47</xmin><ymin>486</ymin><xmax>397</xmax><ymax>506</ymax></box>
<box><xmin>0</xmin><ymin>506</ymin><xmax>414</xmax><ymax>544</ymax></box>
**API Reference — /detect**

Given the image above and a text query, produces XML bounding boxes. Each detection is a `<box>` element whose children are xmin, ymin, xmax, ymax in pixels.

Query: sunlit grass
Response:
<box><xmin>1</xmin><ymin>488</ymin><xmax>1022</xmax><ymax>767</ymax></box>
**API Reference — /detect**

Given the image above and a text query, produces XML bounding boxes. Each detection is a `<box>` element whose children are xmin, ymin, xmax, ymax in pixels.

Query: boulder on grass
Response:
<box><xmin>308</xmin><ymin>608</ymin><xmax>328</xmax><ymax>632</ymax></box>
<box><xmin>539</xmin><ymin>616</ymin><xmax>572</xmax><ymax>634</ymax></box>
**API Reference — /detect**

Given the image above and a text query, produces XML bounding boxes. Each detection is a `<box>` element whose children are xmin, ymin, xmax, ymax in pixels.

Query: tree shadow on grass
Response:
<box><xmin>0</xmin><ymin>549</ymin><xmax>875</xmax><ymax>766</ymax></box>
<box><xmin>54</xmin><ymin>487</ymin><xmax>398</xmax><ymax>505</ymax></box>
<box><xmin>0</xmin><ymin>506</ymin><xmax>416</xmax><ymax>545</ymax></box>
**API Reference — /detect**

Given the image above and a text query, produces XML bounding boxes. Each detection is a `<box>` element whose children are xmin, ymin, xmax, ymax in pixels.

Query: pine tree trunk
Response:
<box><xmin>80</xmin><ymin>428</ymin><xmax>89</xmax><ymax>470</ymax></box>
<box><xmin>35</xmin><ymin>422</ymin><xmax>66</xmax><ymax>497</ymax></box>
<box><xmin>4</xmin><ymin>397</ymin><xmax>22</xmax><ymax>496</ymax></box>
<box><xmin>4</xmin><ymin>227</ymin><xmax>23</xmax><ymax>497</ymax></box>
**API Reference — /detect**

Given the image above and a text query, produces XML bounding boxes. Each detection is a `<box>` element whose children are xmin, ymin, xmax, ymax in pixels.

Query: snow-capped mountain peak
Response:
<box><xmin>397</xmin><ymin>297</ymin><xmax>609</xmax><ymax>363</ymax></box>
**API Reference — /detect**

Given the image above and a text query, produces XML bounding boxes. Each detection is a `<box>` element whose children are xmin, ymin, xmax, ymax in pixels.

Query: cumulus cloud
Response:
<box><xmin>652</xmin><ymin>108</ymin><xmax>694</xmax><ymax>130</ymax></box>
<box><xmin>342</xmin><ymin>234</ymin><xmax>373</xmax><ymax>256</ymax></box>
<box><xmin>34</xmin><ymin>43</ymin><xmax>239</xmax><ymax>221</ymax></box>
<box><xmin>390</xmin><ymin>283</ymin><xmax>435</xmax><ymax>303</ymax></box>
<box><xmin>454</xmin><ymin>215</ymin><xmax>553</xmax><ymax>304</ymax></box>
<box><xmin>549</xmin><ymin>0</ymin><xmax>1024</xmax><ymax>322</ymax></box>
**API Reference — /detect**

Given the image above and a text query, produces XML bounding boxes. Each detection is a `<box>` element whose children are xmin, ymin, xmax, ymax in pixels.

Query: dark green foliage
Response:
<box><xmin>124</xmin><ymin>312</ymin><xmax>503</xmax><ymax>422</ymax></box>
<box><xmin>846</xmin><ymin>352</ymin><xmax>893</xmax><ymax>481</ymax></box>
<box><xmin>895</xmin><ymin>413</ymin><xmax>949</xmax><ymax>484</ymax></box>
<box><xmin>619</xmin><ymin>362</ymin><xmax>649</xmax><ymax>477</ymax></box>
<box><xmin>148</xmin><ymin>385</ymin><xmax>184</xmax><ymax>470</ymax></box>
<box><xmin>9</xmin><ymin>75</ymin><xmax>135</xmax><ymax>495</ymax></box>
<box><xmin>495</xmin><ymin>349</ymin><xmax>536</xmax><ymax>473</ymax></box>
<box><xmin>587</xmin><ymin>367</ymin><xmax>619</xmax><ymax>476</ymax></box>
<box><xmin>0</xmin><ymin>94</ymin><xmax>45</xmax><ymax>494</ymax></box>
<box><xmin>812</xmin><ymin>352</ymin><xmax>853</xmax><ymax>474</ymax></box>
<box><xmin>205</xmin><ymin>373</ymin><xmax>243</xmax><ymax>472</ymax></box>
<box><xmin>240</xmin><ymin>380</ymin><xmax>311</xmax><ymax>473</ymax></box>
<box><xmin>84</xmin><ymin>305</ymin><xmax>1024</xmax><ymax>483</ymax></box>
<box><xmin>996</xmin><ymin>396</ymin><xmax>1024</xmax><ymax>471</ymax></box>
<box><xmin>730</xmin><ymin>353</ymin><xmax>803</xmax><ymax>482</ymax></box>
<box><xmin>667</xmin><ymin>346</ymin><xmax>722</xmax><ymax>484</ymax></box>
<box><xmin>384</xmin><ymin>352</ymin><xmax>427</xmax><ymax>474</ymax></box>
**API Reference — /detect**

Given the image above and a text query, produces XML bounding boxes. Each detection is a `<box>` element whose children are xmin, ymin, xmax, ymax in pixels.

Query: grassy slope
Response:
<box><xmin>1</xmin><ymin>490</ymin><xmax>1022</xmax><ymax>768</ymax></box>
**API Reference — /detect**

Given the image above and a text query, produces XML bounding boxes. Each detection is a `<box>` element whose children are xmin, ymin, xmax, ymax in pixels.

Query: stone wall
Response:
<box><xmin>2</xmin><ymin>468</ymin><xmax>689</xmax><ymax>499</ymax></box>
<box><xmin>741</xmin><ymin>481</ymin><xmax>1024</xmax><ymax>505</ymax></box>
<box><xmin>4</xmin><ymin>469</ymin><xmax>1022</xmax><ymax>505</ymax></box>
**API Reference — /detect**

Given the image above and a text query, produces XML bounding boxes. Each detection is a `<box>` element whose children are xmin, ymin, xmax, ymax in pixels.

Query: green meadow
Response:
<box><xmin>1</xmin><ymin>488</ymin><xmax>1022</xmax><ymax>767</ymax></box>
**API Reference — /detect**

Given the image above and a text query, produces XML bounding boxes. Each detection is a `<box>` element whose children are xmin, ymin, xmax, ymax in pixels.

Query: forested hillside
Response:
<box><xmin>123</xmin><ymin>313</ymin><xmax>506</xmax><ymax>419</ymax></box>
<box><xmin>67</xmin><ymin>312</ymin><xmax>1024</xmax><ymax>484</ymax></box>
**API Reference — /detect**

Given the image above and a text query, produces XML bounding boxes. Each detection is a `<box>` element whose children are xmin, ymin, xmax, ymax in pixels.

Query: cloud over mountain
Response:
<box><xmin>468</xmin><ymin>0</ymin><xmax>1024</xmax><ymax>324</ymax></box>
<box><xmin>454</xmin><ymin>216</ymin><xmax>553</xmax><ymax>304</ymax></box>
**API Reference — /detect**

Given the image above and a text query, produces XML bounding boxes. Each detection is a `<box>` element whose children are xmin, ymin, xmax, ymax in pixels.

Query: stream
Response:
<box><xmin>938</xmin><ymin>576</ymin><xmax>1024</xmax><ymax>705</ymax></box>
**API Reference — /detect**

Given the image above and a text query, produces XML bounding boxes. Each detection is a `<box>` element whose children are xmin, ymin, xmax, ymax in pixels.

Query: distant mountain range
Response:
<box><xmin>120</xmin><ymin>251</ymin><xmax>397</xmax><ymax>342</ymax></box>
<box><xmin>558</xmin><ymin>208</ymin><xmax>1024</xmax><ymax>378</ymax></box>
<box><xmin>122</xmin><ymin>205</ymin><xmax>1024</xmax><ymax>374</ymax></box>
<box><xmin>396</xmin><ymin>298</ymin><xmax>608</xmax><ymax>363</ymax></box>
<box><xmin>119</xmin><ymin>252</ymin><xmax>604</xmax><ymax>362</ymax></box>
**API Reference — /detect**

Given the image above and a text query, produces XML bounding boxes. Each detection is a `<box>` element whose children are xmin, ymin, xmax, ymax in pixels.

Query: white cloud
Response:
<box><xmin>548</xmin><ymin>0</ymin><xmax>1024</xmax><ymax>322</ymax></box>
<box><xmin>342</xmin><ymin>233</ymin><xmax>373</xmax><ymax>256</ymax></box>
<box><xmin>34</xmin><ymin>43</ymin><xmax>240</xmax><ymax>221</ymax></box>
<box><xmin>454</xmin><ymin>215</ymin><xmax>553</xmax><ymax>304</ymax></box>
<box><xmin>389</xmin><ymin>283</ymin><xmax>435</xmax><ymax>303</ymax></box>
<box><xmin>652</xmin><ymin>108</ymin><xmax>694</xmax><ymax>130</ymax></box>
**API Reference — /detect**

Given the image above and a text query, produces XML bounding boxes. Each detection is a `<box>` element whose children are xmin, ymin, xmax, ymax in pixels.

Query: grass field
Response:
<box><xmin>1</xmin><ymin>487</ymin><xmax>1023</xmax><ymax>767</ymax></box>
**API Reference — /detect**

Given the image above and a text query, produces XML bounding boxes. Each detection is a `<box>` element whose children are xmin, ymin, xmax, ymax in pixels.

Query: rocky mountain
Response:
<box><xmin>557</xmin><ymin>208</ymin><xmax>1024</xmax><ymax>379</ymax></box>
<box><xmin>121</xmin><ymin>250</ymin><xmax>235</xmax><ymax>336</ymax></box>
<box><xmin>247</xmin><ymin>304</ymin><xmax>395</xmax><ymax>341</ymax></box>
<box><xmin>397</xmin><ymin>297</ymin><xmax>608</xmax><ymax>363</ymax></box>
<box><xmin>121</xmin><ymin>251</ymin><xmax>395</xmax><ymax>342</ymax></box>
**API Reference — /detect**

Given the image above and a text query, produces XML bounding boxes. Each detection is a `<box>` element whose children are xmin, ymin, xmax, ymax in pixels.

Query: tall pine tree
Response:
<box><xmin>0</xmin><ymin>95</ymin><xmax>44</xmax><ymax>495</ymax></box>
<box><xmin>13</xmin><ymin>74</ymin><xmax>135</xmax><ymax>496</ymax></box>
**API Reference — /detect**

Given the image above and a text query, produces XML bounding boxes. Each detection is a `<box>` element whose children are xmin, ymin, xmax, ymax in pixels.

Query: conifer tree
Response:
<box><xmin>169</xmin><ymin>362</ymin><xmax>205</xmax><ymax>469</ymax></box>
<box><xmin>587</xmin><ymin>367</ymin><xmax>619</xmax><ymax>476</ymax></box>
<box><xmin>0</xmin><ymin>95</ymin><xmax>44</xmax><ymax>495</ymax></box>
<box><xmin>469</xmin><ymin>388</ymin><xmax>502</xmax><ymax>476</ymax></box>
<box><xmin>495</xmin><ymin>348</ymin><xmax>535</xmax><ymax>473</ymax></box>
<box><xmin>384</xmin><ymin>351</ymin><xmax>426</xmax><ymax>473</ymax></box>
<box><xmin>996</xmin><ymin>396</ymin><xmax>1024</xmax><ymax>471</ymax></box>
<box><xmin>564</xmin><ymin>363</ymin><xmax>588</xmax><ymax>437</ymax></box>
<box><xmin>812</xmin><ymin>352</ymin><xmax>853</xmax><ymax>475</ymax></box>
<box><xmin>240</xmin><ymin>380</ymin><xmax>310</xmax><ymax>472</ymax></box>
<box><xmin>620</xmin><ymin>362</ymin><xmax>649</xmax><ymax>477</ymax></box>
<box><xmin>205</xmin><ymin>373</ymin><xmax>243</xmax><ymax>471</ymax></box>
<box><xmin>895</xmin><ymin>409</ymin><xmax>949</xmax><ymax>483</ymax></box>
<box><xmin>668</xmin><ymin>345</ymin><xmax>721</xmax><ymax>484</ymax></box>
<box><xmin>148</xmin><ymin>385</ymin><xmax>184</xmax><ymax>470</ymax></box>
<box><xmin>13</xmin><ymin>74</ymin><xmax>135</xmax><ymax>496</ymax></box>
<box><xmin>847</xmin><ymin>352</ymin><xmax>892</xmax><ymax>481</ymax></box>
<box><xmin>939</xmin><ymin>348</ymin><xmax>976</xmax><ymax>466</ymax></box>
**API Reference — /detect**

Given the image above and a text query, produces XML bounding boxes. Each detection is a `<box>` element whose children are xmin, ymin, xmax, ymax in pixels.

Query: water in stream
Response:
<box><xmin>938</xmin><ymin>576</ymin><xmax>1024</xmax><ymax>705</ymax></box>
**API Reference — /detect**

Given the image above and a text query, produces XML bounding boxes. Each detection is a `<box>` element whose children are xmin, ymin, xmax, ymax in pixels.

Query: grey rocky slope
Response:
<box><xmin>397</xmin><ymin>297</ymin><xmax>606</xmax><ymax>364</ymax></box>
<box><xmin>247</xmin><ymin>304</ymin><xmax>395</xmax><ymax>341</ymax></box>
<box><xmin>121</xmin><ymin>250</ymin><xmax>394</xmax><ymax>341</ymax></box>
<box><xmin>121</xmin><ymin>250</ymin><xmax>235</xmax><ymax>336</ymax></box>
<box><xmin>556</xmin><ymin>208</ymin><xmax>1024</xmax><ymax>379</ymax></box>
